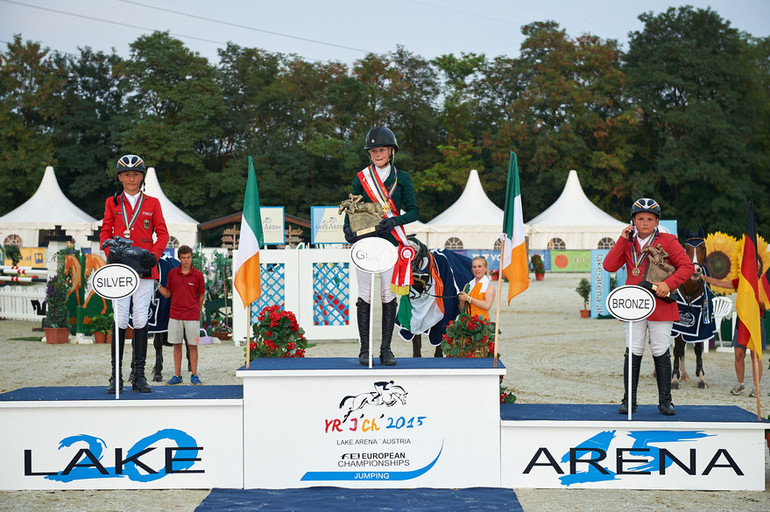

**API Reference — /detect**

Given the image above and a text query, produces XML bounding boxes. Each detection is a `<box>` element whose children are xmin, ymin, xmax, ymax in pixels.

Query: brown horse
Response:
<box><xmin>670</xmin><ymin>227</ymin><xmax>714</xmax><ymax>389</ymax></box>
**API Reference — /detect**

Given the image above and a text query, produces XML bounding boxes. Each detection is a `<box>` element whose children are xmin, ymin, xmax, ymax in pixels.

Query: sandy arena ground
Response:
<box><xmin>0</xmin><ymin>272</ymin><xmax>768</xmax><ymax>511</ymax></box>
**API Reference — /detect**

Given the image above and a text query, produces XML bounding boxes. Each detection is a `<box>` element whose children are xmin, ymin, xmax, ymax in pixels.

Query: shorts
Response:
<box><xmin>168</xmin><ymin>319</ymin><xmax>200</xmax><ymax>345</ymax></box>
<box><xmin>731</xmin><ymin>320</ymin><xmax>766</xmax><ymax>350</ymax></box>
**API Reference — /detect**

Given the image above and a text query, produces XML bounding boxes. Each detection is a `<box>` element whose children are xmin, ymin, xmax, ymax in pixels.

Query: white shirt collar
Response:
<box><xmin>124</xmin><ymin>191</ymin><xmax>140</xmax><ymax>208</ymax></box>
<box><xmin>375</xmin><ymin>164</ymin><xmax>391</xmax><ymax>182</ymax></box>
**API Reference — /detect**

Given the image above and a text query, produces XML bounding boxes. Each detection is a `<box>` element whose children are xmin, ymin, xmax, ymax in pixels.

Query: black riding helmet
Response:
<box><xmin>364</xmin><ymin>127</ymin><xmax>399</xmax><ymax>153</ymax></box>
<box><xmin>630</xmin><ymin>198</ymin><xmax>661</xmax><ymax>219</ymax></box>
<box><xmin>113</xmin><ymin>154</ymin><xmax>147</xmax><ymax>205</ymax></box>
<box><xmin>116</xmin><ymin>154</ymin><xmax>146</xmax><ymax>174</ymax></box>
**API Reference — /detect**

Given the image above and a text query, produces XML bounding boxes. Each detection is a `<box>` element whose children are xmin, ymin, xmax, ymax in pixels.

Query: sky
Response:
<box><xmin>2</xmin><ymin>0</ymin><xmax>769</xmax><ymax>65</ymax></box>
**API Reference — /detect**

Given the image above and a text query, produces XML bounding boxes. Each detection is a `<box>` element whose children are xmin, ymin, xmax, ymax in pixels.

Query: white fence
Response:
<box><xmin>232</xmin><ymin>248</ymin><xmax>359</xmax><ymax>342</ymax></box>
<box><xmin>0</xmin><ymin>284</ymin><xmax>46</xmax><ymax>321</ymax></box>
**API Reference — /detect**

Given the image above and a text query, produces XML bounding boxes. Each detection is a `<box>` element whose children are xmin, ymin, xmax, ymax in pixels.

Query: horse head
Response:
<box><xmin>679</xmin><ymin>227</ymin><xmax>707</xmax><ymax>302</ymax></box>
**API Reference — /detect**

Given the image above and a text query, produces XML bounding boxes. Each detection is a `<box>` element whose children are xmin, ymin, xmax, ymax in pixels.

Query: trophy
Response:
<box><xmin>639</xmin><ymin>244</ymin><xmax>678</xmax><ymax>303</ymax></box>
<box><xmin>339</xmin><ymin>194</ymin><xmax>383</xmax><ymax>237</ymax></box>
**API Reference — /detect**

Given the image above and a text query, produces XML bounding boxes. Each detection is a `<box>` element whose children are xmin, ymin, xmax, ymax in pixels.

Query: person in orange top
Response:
<box><xmin>603</xmin><ymin>198</ymin><xmax>694</xmax><ymax>416</ymax></box>
<box><xmin>459</xmin><ymin>256</ymin><xmax>496</xmax><ymax>320</ymax></box>
<box><xmin>100</xmin><ymin>154</ymin><xmax>169</xmax><ymax>394</ymax></box>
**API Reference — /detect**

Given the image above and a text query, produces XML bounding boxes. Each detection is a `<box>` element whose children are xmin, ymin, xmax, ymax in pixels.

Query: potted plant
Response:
<box><xmin>247</xmin><ymin>305</ymin><xmax>308</xmax><ymax>360</ymax></box>
<box><xmin>4</xmin><ymin>244</ymin><xmax>21</xmax><ymax>265</ymax></box>
<box><xmin>86</xmin><ymin>313</ymin><xmax>113</xmax><ymax>343</ymax></box>
<box><xmin>43</xmin><ymin>273</ymin><xmax>70</xmax><ymax>343</ymax></box>
<box><xmin>209</xmin><ymin>313</ymin><xmax>232</xmax><ymax>340</ymax></box>
<box><xmin>441</xmin><ymin>313</ymin><xmax>496</xmax><ymax>358</ymax></box>
<box><xmin>576</xmin><ymin>278</ymin><xmax>591</xmax><ymax>318</ymax></box>
<box><xmin>530</xmin><ymin>254</ymin><xmax>545</xmax><ymax>281</ymax></box>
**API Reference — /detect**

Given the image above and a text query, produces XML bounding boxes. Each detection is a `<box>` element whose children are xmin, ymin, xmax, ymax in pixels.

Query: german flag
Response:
<box><xmin>735</xmin><ymin>201</ymin><xmax>762</xmax><ymax>359</ymax></box>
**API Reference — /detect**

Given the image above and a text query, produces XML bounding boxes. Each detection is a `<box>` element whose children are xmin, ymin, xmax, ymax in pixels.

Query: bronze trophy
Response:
<box><xmin>339</xmin><ymin>194</ymin><xmax>383</xmax><ymax>237</ymax></box>
<box><xmin>639</xmin><ymin>244</ymin><xmax>678</xmax><ymax>303</ymax></box>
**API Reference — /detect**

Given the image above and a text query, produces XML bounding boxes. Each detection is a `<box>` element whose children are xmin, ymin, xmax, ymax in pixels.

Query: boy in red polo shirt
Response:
<box><xmin>157</xmin><ymin>245</ymin><xmax>205</xmax><ymax>385</ymax></box>
<box><xmin>604</xmin><ymin>198</ymin><xmax>694</xmax><ymax>415</ymax></box>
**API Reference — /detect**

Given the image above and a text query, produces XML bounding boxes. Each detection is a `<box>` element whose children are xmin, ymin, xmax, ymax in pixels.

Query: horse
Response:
<box><xmin>339</xmin><ymin>380</ymin><xmax>408</xmax><ymax>423</ymax></box>
<box><xmin>670</xmin><ymin>227</ymin><xmax>715</xmax><ymax>390</ymax></box>
<box><xmin>395</xmin><ymin>236</ymin><xmax>473</xmax><ymax>357</ymax></box>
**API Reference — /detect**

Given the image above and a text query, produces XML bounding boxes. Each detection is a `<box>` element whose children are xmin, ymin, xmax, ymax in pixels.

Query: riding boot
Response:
<box><xmin>106</xmin><ymin>328</ymin><xmax>126</xmax><ymax>394</ymax></box>
<box><xmin>356</xmin><ymin>298</ymin><xmax>370</xmax><ymax>365</ymax></box>
<box><xmin>379</xmin><ymin>299</ymin><xmax>397</xmax><ymax>366</ymax></box>
<box><xmin>152</xmin><ymin>332</ymin><xmax>164</xmax><ymax>382</ymax></box>
<box><xmin>131</xmin><ymin>326</ymin><xmax>152</xmax><ymax>393</ymax></box>
<box><xmin>412</xmin><ymin>335</ymin><xmax>422</xmax><ymax>358</ymax></box>
<box><xmin>129</xmin><ymin>337</ymin><xmax>136</xmax><ymax>386</ymax></box>
<box><xmin>618</xmin><ymin>350</ymin><xmax>642</xmax><ymax>414</ymax></box>
<box><xmin>654</xmin><ymin>349</ymin><xmax>676</xmax><ymax>415</ymax></box>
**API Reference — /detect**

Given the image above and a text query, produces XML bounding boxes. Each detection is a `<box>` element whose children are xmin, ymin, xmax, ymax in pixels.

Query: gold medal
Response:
<box><xmin>632</xmin><ymin>267</ymin><xmax>640</xmax><ymax>277</ymax></box>
<box><xmin>381</xmin><ymin>203</ymin><xmax>390</xmax><ymax>214</ymax></box>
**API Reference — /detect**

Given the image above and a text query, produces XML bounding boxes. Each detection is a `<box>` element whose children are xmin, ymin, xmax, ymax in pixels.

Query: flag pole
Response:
<box><xmin>246</xmin><ymin>302</ymin><xmax>251</xmax><ymax>370</ymax></box>
<box><xmin>751</xmin><ymin>349</ymin><xmax>761</xmax><ymax>420</ymax></box>
<box><xmin>493</xmin><ymin>240</ymin><xmax>505</xmax><ymax>368</ymax></box>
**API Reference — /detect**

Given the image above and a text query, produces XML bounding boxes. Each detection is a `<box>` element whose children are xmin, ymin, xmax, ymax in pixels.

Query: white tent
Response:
<box><xmin>526</xmin><ymin>170</ymin><xmax>627</xmax><ymax>250</ymax></box>
<box><xmin>418</xmin><ymin>169</ymin><xmax>504</xmax><ymax>250</ymax></box>
<box><xmin>0</xmin><ymin>166</ymin><xmax>97</xmax><ymax>249</ymax></box>
<box><xmin>140</xmin><ymin>167</ymin><xmax>199</xmax><ymax>248</ymax></box>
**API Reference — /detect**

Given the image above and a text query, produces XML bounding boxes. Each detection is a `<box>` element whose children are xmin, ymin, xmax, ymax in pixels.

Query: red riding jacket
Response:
<box><xmin>100</xmin><ymin>193</ymin><xmax>169</xmax><ymax>281</ymax></box>
<box><xmin>603</xmin><ymin>232</ymin><xmax>695</xmax><ymax>322</ymax></box>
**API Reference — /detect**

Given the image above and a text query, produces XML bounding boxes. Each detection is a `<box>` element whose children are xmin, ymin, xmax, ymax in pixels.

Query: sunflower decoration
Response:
<box><xmin>704</xmin><ymin>232</ymin><xmax>739</xmax><ymax>295</ymax></box>
<box><xmin>732</xmin><ymin>234</ymin><xmax>770</xmax><ymax>281</ymax></box>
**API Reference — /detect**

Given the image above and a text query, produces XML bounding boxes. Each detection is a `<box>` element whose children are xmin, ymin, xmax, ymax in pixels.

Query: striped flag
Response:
<box><xmin>501</xmin><ymin>151</ymin><xmax>529</xmax><ymax>304</ymax></box>
<box><xmin>735</xmin><ymin>201</ymin><xmax>762</xmax><ymax>359</ymax></box>
<box><xmin>233</xmin><ymin>157</ymin><xmax>264</xmax><ymax>307</ymax></box>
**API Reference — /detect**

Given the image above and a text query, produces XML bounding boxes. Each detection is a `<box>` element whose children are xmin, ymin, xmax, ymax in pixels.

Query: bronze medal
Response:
<box><xmin>632</xmin><ymin>267</ymin><xmax>640</xmax><ymax>277</ymax></box>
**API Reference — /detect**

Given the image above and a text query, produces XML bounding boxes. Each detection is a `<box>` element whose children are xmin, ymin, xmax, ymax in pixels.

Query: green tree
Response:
<box><xmin>488</xmin><ymin>22</ymin><xmax>635</xmax><ymax>222</ymax></box>
<box><xmin>0</xmin><ymin>35</ymin><xmax>65</xmax><ymax>215</ymax></box>
<box><xmin>118</xmin><ymin>31</ymin><xmax>224</xmax><ymax>220</ymax></box>
<box><xmin>625</xmin><ymin>6</ymin><xmax>770</xmax><ymax>235</ymax></box>
<box><xmin>52</xmin><ymin>47</ymin><xmax>126</xmax><ymax>218</ymax></box>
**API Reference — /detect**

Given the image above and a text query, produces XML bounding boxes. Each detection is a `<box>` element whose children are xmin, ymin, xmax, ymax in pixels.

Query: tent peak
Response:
<box><xmin>427</xmin><ymin>169</ymin><xmax>503</xmax><ymax>226</ymax></box>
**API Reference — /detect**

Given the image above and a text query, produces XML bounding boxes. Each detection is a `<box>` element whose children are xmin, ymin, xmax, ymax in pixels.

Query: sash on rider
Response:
<box><xmin>357</xmin><ymin>165</ymin><xmax>415</xmax><ymax>295</ymax></box>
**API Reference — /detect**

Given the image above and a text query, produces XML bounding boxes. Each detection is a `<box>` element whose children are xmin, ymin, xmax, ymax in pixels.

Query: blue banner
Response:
<box><xmin>590</xmin><ymin>250</ymin><xmax>611</xmax><ymax>318</ymax></box>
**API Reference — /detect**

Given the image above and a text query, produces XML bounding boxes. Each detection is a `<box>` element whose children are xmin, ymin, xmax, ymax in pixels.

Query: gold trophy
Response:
<box><xmin>339</xmin><ymin>194</ymin><xmax>383</xmax><ymax>237</ymax></box>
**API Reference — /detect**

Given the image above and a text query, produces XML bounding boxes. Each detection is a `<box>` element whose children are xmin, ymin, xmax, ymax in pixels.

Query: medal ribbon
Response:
<box><xmin>357</xmin><ymin>166</ymin><xmax>413</xmax><ymax>295</ymax></box>
<box><xmin>631</xmin><ymin>228</ymin><xmax>658</xmax><ymax>270</ymax></box>
<box><xmin>121</xmin><ymin>192</ymin><xmax>145</xmax><ymax>236</ymax></box>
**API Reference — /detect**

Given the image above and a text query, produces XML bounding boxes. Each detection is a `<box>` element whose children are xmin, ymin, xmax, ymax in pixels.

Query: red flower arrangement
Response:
<box><xmin>246</xmin><ymin>305</ymin><xmax>308</xmax><ymax>360</ymax></box>
<box><xmin>441</xmin><ymin>312</ymin><xmax>496</xmax><ymax>358</ymax></box>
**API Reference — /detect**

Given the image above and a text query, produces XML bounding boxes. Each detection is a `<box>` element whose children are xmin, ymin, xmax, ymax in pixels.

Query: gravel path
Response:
<box><xmin>1</xmin><ymin>272</ymin><xmax>767</xmax><ymax>511</ymax></box>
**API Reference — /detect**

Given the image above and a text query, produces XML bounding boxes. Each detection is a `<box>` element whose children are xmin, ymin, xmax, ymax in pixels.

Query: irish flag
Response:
<box><xmin>234</xmin><ymin>157</ymin><xmax>264</xmax><ymax>307</ymax></box>
<box><xmin>501</xmin><ymin>151</ymin><xmax>529</xmax><ymax>304</ymax></box>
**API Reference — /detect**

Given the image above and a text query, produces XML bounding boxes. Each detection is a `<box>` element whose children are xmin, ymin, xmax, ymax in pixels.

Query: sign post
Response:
<box><xmin>605</xmin><ymin>285</ymin><xmax>656</xmax><ymax>420</ymax></box>
<box><xmin>349</xmin><ymin>238</ymin><xmax>398</xmax><ymax>368</ymax></box>
<box><xmin>89</xmin><ymin>264</ymin><xmax>140</xmax><ymax>399</ymax></box>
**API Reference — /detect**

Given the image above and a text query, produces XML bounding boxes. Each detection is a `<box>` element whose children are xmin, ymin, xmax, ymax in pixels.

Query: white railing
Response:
<box><xmin>0</xmin><ymin>283</ymin><xmax>46</xmax><ymax>321</ymax></box>
<box><xmin>232</xmin><ymin>248</ymin><xmax>359</xmax><ymax>343</ymax></box>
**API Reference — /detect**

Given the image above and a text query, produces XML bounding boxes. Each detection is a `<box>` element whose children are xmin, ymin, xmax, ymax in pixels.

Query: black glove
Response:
<box><xmin>107</xmin><ymin>251</ymin><xmax>120</xmax><ymax>264</ymax></box>
<box><xmin>375</xmin><ymin>217</ymin><xmax>396</xmax><ymax>235</ymax></box>
<box><xmin>140</xmin><ymin>251</ymin><xmax>157</xmax><ymax>270</ymax></box>
<box><xmin>343</xmin><ymin>226</ymin><xmax>357</xmax><ymax>244</ymax></box>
